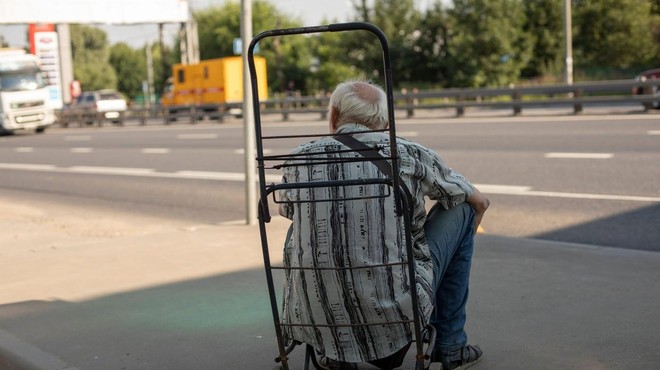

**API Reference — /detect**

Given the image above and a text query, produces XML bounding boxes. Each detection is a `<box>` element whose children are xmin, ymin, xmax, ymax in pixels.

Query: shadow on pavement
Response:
<box><xmin>0</xmin><ymin>268</ymin><xmax>296</xmax><ymax>370</ymax></box>
<box><xmin>532</xmin><ymin>203</ymin><xmax>660</xmax><ymax>252</ymax></box>
<box><xmin>2</xmin><ymin>236</ymin><xmax>660</xmax><ymax>370</ymax></box>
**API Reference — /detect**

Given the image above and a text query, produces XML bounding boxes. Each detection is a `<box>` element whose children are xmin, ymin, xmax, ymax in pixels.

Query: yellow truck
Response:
<box><xmin>161</xmin><ymin>56</ymin><xmax>268</xmax><ymax>118</ymax></box>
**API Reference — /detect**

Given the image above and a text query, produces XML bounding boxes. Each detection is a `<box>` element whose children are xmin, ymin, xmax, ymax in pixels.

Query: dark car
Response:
<box><xmin>633</xmin><ymin>69</ymin><xmax>660</xmax><ymax>108</ymax></box>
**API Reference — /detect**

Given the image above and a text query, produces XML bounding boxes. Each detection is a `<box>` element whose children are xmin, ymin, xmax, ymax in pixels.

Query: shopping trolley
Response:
<box><xmin>247</xmin><ymin>22</ymin><xmax>436</xmax><ymax>370</ymax></box>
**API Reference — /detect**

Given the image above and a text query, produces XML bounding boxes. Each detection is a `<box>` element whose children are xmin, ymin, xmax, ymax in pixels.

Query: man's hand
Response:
<box><xmin>466</xmin><ymin>188</ymin><xmax>490</xmax><ymax>233</ymax></box>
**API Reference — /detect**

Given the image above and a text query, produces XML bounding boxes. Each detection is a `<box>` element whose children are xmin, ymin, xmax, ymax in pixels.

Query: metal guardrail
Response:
<box><xmin>55</xmin><ymin>79</ymin><xmax>659</xmax><ymax>127</ymax></box>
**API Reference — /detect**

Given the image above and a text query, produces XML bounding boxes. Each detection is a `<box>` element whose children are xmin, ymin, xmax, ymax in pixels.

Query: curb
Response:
<box><xmin>0</xmin><ymin>329</ymin><xmax>78</xmax><ymax>370</ymax></box>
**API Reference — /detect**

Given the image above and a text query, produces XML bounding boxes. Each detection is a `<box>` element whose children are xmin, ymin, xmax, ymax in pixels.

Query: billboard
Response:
<box><xmin>0</xmin><ymin>0</ymin><xmax>189</xmax><ymax>24</ymax></box>
<box><xmin>32</xmin><ymin>30</ymin><xmax>63</xmax><ymax>109</ymax></box>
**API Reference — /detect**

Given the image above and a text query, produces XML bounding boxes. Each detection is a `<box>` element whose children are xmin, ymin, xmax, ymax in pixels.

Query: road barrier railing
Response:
<box><xmin>54</xmin><ymin>79</ymin><xmax>658</xmax><ymax>127</ymax></box>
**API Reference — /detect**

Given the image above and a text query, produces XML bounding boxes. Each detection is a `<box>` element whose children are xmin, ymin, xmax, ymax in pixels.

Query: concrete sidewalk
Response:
<box><xmin>1</xmin><ymin>195</ymin><xmax>659</xmax><ymax>370</ymax></box>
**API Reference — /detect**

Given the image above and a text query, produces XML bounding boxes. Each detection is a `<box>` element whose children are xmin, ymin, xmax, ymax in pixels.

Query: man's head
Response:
<box><xmin>328</xmin><ymin>80</ymin><xmax>388</xmax><ymax>132</ymax></box>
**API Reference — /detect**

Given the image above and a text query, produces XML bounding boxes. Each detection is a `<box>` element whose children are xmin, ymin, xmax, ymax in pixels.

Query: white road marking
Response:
<box><xmin>176</xmin><ymin>170</ymin><xmax>281</xmax><ymax>182</ymax></box>
<box><xmin>177</xmin><ymin>133</ymin><xmax>218</xmax><ymax>140</ymax></box>
<box><xmin>141</xmin><ymin>148</ymin><xmax>171</xmax><ymax>154</ymax></box>
<box><xmin>68</xmin><ymin>166</ymin><xmax>156</xmax><ymax>175</ymax></box>
<box><xmin>1</xmin><ymin>163</ymin><xmax>657</xmax><ymax>202</ymax></box>
<box><xmin>233</xmin><ymin>149</ymin><xmax>273</xmax><ymax>155</ymax></box>
<box><xmin>649</xmin><ymin>130</ymin><xmax>660</xmax><ymax>135</ymax></box>
<box><xmin>0</xmin><ymin>163</ymin><xmax>56</xmax><ymax>171</ymax></box>
<box><xmin>64</xmin><ymin>135</ymin><xmax>92</xmax><ymax>141</ymax></box>
<box><xmin>472</xmin><ymin>183</ymin><xmax>660</xmax><ymax>202</ymax></box>
<box><xmin>473</xmin><ymin>184</ymin><xmax>532</xmax><ymax>194</ymax></box>
<box><xmin>0</xmin><ymin>163</ymin><xmax>281</xmax><ymax>183</ymax></box>
<box><xmin>544</xmin><ymin>152</ymin><xmax>613</xmax><ymax>159</ymax></box>
<box><xmin>15</xmin><ymin>147</ymin><xmax>34</xmax><ymax>153</ymax></box>
<box><xmin>70</xmin><ymin>148</ymin><xmax>93</xmax><ymax>154</ymax></box>
<box><xmin>397</xmin><ymin>131</ymin><xmax>419</xmax><ymax>137</ymax></box>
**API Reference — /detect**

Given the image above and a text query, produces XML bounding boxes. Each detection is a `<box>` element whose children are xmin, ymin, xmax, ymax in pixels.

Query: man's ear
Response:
<box><xmin>330</xmin><ymin>106</ymin><xmax>340</xmax><ymax>132</ymax></box>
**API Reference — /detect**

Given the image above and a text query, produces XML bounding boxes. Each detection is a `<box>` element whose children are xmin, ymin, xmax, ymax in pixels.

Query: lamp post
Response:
<box><xmin>564</xmin><ymin>0</ymin><xmax>573</xmax><ymax>85</ymax></box>
<box><xmin>241</xmin><ymin>0</ymin><xmax>257</xmax><ymax>225</ymax></box>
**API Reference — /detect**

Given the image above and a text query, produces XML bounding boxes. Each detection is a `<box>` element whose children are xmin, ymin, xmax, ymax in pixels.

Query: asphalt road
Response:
<box><xmin>1</xmin><ymin>113</ymin><xmax>659</xmax><ymax>251</ymax></box>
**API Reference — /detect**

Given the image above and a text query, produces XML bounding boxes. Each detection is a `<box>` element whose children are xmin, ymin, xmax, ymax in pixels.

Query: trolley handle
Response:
<box><xmin>247</xmin><ymin>22</ymin><xmax>401</xmax><ymax>223</ymax></box>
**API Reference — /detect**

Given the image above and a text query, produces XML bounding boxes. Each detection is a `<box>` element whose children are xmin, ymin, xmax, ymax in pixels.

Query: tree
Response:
<box><xmin>194</xmin><ymin>1</ymin><xmax>313</xmax><ymax>93</ymax></box>
<box><xmin>346</xmin><ymin>0</ymin><xmax>423</xmax><ymax>86</ymax></box>
<box><xmin>70</xmin><ymin>24</ymin><xmax>117</xmax><ymax>91</ymax></box>
<box><xmin>109</xmin><ymin>43</ymin><xmax>146</xmax><ymax>100</ymax></box>
<box><xmin>409</xmin><ymin>1</ymin><xmax>451</xmax><ymax>87</ymax></box>
<box><xmin>444</xmin><ymin>0</ymin><xmax>532</xmax><ymax>87</ymax></box>
<box><xmin>306</xmin><ymin>31</ymin><xmax>359</xmax><ymax>93</ymax></box>
<box><xmin>522</xmin><ymin>0</ymin><xmax>564</xmax><ymax>80</ymax></box>
<box><xmin>573</xmin><ymin>0</ymin><xmax>658</xmax><ymax>72</ymax></box>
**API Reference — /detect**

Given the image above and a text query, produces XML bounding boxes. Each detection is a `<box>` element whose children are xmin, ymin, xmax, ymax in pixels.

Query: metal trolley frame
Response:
<box><xmin>247</xmin><ymin>22</ymin><xmax>434</xmax><ymax>370</ymax></box>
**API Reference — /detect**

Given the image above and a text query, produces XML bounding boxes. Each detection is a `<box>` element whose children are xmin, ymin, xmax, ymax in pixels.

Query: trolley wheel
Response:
<box><xmin>427</xmin><ymin>362</ymin><xmax>444</xmax><ymax>370</ymax></box>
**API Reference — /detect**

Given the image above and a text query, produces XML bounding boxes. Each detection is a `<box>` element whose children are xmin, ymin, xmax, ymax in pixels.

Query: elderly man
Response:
<box><xmin>278</xmin><ymin>80</ymin><xmax>489</xmax><ymax>370</ymax></box>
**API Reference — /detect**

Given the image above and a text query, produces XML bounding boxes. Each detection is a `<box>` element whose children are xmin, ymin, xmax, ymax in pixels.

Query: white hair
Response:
<box><xmin>329</xmin><ymin>80</ymin><xmax>388</xmax><ymax>129</ymax></box>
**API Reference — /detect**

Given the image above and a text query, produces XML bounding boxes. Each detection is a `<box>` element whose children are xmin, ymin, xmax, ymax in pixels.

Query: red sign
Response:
<box><xmin>29</xmin><ymin>24</ymin><xmax>55</xmax><ymax>55</ymax></box>
<box><xmin>70</xmin><ymin>80</ymin><xmax>81</xmax><ymax>99</ymax></box>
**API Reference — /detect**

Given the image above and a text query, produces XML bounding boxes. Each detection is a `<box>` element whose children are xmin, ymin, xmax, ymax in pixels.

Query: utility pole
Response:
<box><xmin>159</xmin><ymin>23</ymin><xmax>168</xmax><ymax>88</ymax></box>
<box><xmin>564</xmin><ymin>0</ymin><xmax>573</xmax><ymax>85</ymax></box>
<box><xmin>241</xmin><ymin>0</ymin><xmax>257</xmax><ymax>225</ymax></box>
<box><xmin>146</xmin><ymin>45</ymin><xmax>155</xmax><ymax>110</ymax></box>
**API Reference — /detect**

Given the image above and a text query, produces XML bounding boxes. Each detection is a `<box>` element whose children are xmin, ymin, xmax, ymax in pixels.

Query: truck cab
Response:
<box><xmin>0</xmin><ymin>49</ymin><xmax>55</xmax><ymax>134</ymax></box>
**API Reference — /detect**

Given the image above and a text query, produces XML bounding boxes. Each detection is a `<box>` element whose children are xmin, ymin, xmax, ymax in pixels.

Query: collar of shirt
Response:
<box><xmin>335</xmin><ymin>123</ymin><xmax>372</xmax><ymax>134</ymax></box>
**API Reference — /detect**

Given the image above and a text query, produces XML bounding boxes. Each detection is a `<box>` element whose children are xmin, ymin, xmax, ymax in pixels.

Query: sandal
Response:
<box><xmin>430</xmin><ymin>344</ymin><xmax>483</xmax><ymax>370</ymax></box>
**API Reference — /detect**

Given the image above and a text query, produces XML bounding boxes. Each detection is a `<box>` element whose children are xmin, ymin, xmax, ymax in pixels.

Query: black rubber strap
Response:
<box><xmin>333</xmin><ymin>134</ymin><xmax>412</xmax><ymax>200</ymax></box>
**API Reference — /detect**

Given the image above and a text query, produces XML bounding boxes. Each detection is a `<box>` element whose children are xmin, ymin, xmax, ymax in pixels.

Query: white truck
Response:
<box><xmin>0</xmin><ymin>49</ymin><xmax>55</xmax><ymax>134</ymax></box>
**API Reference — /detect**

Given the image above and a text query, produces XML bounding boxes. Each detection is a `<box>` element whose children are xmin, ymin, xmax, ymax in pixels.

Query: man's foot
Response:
<box><xmin>430</xmin><ymin>344</ymin><xmax>483</xmax><ymax>370</ymax></box>
<box><xmin>320</xmin><ymin>356</ymin><xmax>358</xmax><ymax>370</ymax></box>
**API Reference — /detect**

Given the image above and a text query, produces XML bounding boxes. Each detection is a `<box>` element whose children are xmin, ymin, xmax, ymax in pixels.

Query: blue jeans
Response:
<box><xmin>424</xmin><ymin>202</ymin><xmax>476</xmax><ymax>353</ymax></box>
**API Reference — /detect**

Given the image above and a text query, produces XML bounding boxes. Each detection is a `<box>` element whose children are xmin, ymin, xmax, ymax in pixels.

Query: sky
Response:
<box><xmin>0</xmin><ymin>0</ymin><xmax>356</xmax><ymax>48</ymax></box>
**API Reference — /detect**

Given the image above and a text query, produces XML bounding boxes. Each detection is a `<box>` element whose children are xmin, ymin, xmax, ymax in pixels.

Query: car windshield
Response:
<box><xmin>99</xmin><ymin>92</ymin><xmax>122</xmax><ymax>100</ymax></box>
<box><xmin>0</xmin><ymin>69</ymin><xmax>47</xmax><ymax>92</ymax></box>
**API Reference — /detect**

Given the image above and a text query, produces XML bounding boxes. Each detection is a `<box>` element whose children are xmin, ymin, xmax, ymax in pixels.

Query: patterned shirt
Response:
<box><xmin>279</xmin><ymin>123</ymin><xmax>474</xmax><ymax>363</ymax></box>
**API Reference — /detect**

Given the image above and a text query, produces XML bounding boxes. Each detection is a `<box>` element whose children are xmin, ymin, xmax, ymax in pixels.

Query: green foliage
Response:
<box><xmin>344</xmin><ymin>0</ymin><xmax>423</xmax><ymax>86</ymax></box>
<box><xmin>70</xmin><ymin>24</ymin><xmax>117</xmax><ymax>91</ymax></box>
<box><xmin>409</xmin><ymin>1</ymin><xmax>451</xmax><ymax>86</ymax></box>
<box><xmin>444</xmin><ymin>0</ymin><xmax>533</xmax><ymax>87</ymax></box>
<box><xmin>574</xmin><ymin>0</ymin><xmax>659</xmax><ymax>70</ymax></box>
<box><xmin>93</xmin><ymin>0</ymin><xmax>660</xmax><ymax>98</ymax></box>
<box><xmin>306</xmin><ymin>31</ymin><xmax>360</xmax><ymax>93</ymax></box>
<box><xmin>522</xmin><ymin>0</ymin><xmax>564</xmax><ymax>79</ymax></box>
<box><xmin>194</xmin><ymin>1</ymin><xmax>313</xmax><ymax>93</ymax></box>
<box><xmin>109</xmin><ymin>43</ymin><xmax>146</xmax><ymax>100</ymax></box>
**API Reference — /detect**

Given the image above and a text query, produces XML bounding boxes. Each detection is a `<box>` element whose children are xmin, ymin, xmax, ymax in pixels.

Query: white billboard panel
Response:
<box><xmin>0</xmin><ymin>0</ymin><xmax>189</xmax><ymax>24</ymax></box>
<box><xmin>33</xmin><ymin>31</ymin><xmax>63</xmax><ymax>109</ymax></box>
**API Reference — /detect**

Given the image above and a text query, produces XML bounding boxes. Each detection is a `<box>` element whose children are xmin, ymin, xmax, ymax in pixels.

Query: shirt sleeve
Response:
<box><xmin>400</xmin><ymin>142</ymin><xmax>474</xmax><ymax>209</ymax></box>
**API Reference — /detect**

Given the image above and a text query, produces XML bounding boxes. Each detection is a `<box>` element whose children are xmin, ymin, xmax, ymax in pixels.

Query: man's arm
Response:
<box><xmin>466</xmin><ymin>187</ymin><xmax>490</xmax><ymax>232</ymax></box>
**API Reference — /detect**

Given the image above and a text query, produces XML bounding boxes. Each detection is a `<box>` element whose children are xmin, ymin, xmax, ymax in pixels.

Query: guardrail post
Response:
<box><xmin>75</xmin><ymin>110</ymin><xmax>82</xmax><ymax>127</ymax></box>
<box><xmin>456</xmin><ymin>94</ymin><xmax>465</xmax><ymax>117</ymax></box>
<box><xmin>96</xmin><ymin>111</ymin><xmax>103</xmax><ymax>127</ymax></box>
<box><xmin>139</xmin><ymin>107</ymin><xmax>147</xmax><ymax>126</ymax></box>
<box><xmin>190</xmin><ymin>106</ymin><xmax>197</xmax><ymax>124</ymax></box>
<box><xmin>406</xmin><ymin>90</ymin><xmax>415</xmax><ymax>118</ymax></box>
<box><xmin>512</xmin><ymin>90</ymin><xmax>522</xmax><ymax>116</ymax></box>
<box><xmin>164</xmin><ymin>107</ymin><xmax>172</xmax><ymax>125</ymax></box>
<box><xmin>573</xmin><ymin>89</ymin><xmax>583</xmax><ymax>114</ymax></box>
<box><xmin>642</xmin><ymin>86</ymin><xmax>654</xmax><ymax>112</ymax></box>
<box><xmin>58</xmin><ymin>110</ymin><xmax>69</xmax><ymax>128</ymax></box>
